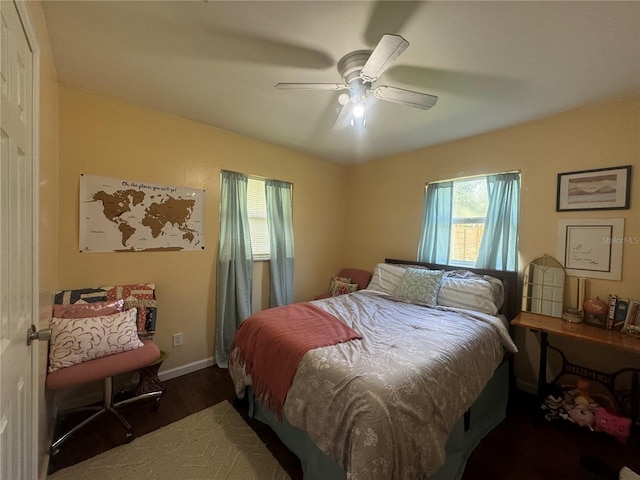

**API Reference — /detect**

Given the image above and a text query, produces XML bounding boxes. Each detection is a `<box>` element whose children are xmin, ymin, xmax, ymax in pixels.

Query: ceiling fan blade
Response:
<box><xmin>275</xmin><ymin>83</ymin><xmax>348</xmax><ymax>91</ymax></box>
<box><xmin>373</xmin><ymin>85</ymin><xmax>438</xmax><ymax>110</ymax></box>
<box><xmin>360</xmin><ymin>34</ymin><xmax>409</xmax><ymax>83</ymax></box>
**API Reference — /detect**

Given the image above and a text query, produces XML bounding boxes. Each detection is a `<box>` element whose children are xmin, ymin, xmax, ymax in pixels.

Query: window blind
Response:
<box><xmin>247</xmin><ymin>178</ymin><xmax>270</xmax><ymax>260</ymax></box>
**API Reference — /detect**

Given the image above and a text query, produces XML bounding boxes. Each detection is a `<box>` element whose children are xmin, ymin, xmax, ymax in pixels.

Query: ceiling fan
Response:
<box><xmin>275</xmin><ymin>34</ymin><xmax>438</xmax><ymax>128</ymax></box>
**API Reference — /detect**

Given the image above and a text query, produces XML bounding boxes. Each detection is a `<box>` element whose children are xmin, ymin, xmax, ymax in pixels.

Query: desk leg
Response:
<box><xmin>537</xmin><ymin>331</ymin><xmax>549</xmax><ymax>405</ymax></box>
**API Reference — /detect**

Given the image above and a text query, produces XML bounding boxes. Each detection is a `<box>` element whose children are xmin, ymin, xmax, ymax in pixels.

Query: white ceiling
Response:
<box><xmin>42</xmin><ymin>1</ymin><xmax>640</xmax><ymax>164</ymax></box>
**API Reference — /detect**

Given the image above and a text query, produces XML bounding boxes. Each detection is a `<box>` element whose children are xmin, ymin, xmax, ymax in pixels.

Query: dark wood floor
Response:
<box><xmin>48</xmin><ymin>366</ymin><xmax>640</xmax><ymax>479</ymax></box>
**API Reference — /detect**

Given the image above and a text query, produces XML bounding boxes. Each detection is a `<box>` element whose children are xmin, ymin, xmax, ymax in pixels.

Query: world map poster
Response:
<box><xmin>79</xmin><ymin>174</ymin><xmax>205</xmax><ymax>252</ymax></box>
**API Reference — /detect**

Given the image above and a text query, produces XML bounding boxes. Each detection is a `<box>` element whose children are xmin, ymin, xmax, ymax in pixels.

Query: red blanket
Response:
<box><xmin>229</xmin><ymin>302</ymin><xmax>362</xmax><ymax>418</ymax></box>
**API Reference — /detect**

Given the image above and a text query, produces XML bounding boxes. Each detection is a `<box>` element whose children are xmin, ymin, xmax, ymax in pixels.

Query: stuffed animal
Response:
<box><xmin>564</xmin><ymin>380</ymin><xmax>597</xmax><ymax>408</ymax></box>
<box><xmin>541</xmin><ymin>378</ymin><xmax>631</xmax><ymax>440</ymax></box>
<box><xmin>561</xmin><ymin>403</ymin><xmax>596</xmax><ymax>430</ymax></box>
<box><xmin>575</xmin><ymin>379</ymin><xmax>595</xmax><ymax>405</ymax></box>
<box><xmin>557</xmin><ymin>379</ymin><xmax>600</xmax><ymax>429</ymax></box>
<box><xmin>593</xmin><ymin>407</ymin><xmax>632</xmax><ymax>443</ymax></box>
<box><xmin>541</xmin><ymin>383</ymin><xmax>567</xmax><ymax>421</ymax></box>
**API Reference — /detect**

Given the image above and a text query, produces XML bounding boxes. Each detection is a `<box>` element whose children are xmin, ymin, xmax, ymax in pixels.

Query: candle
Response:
<box><xmin>577</xmin><ymin>277</ymin><xmax>586</xmax><ymax>311</ymax></box>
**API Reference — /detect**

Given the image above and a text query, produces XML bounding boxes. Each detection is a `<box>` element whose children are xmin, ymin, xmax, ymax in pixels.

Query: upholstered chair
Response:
<box><xmin>47</xmin><ymin>284</ymin><xmax>164</xmax><ymax>455</ymax></box>
<box><xmin>315</xmin><ymin>268</ymin><xmax>373</xmax><ymax>300</ymax></box>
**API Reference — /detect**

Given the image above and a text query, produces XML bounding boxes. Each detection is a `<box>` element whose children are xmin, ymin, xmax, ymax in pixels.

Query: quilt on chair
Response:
<box><xmin>54</xmin><ymin>283</ymin><xmax>157</xmax><ymax>339</ymax></box>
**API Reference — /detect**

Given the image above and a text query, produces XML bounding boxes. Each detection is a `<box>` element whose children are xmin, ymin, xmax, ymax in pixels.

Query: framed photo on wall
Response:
<box><xmin>556</xmin><ymin>165</ymin><xmax>631</xmax><ymax>211</ymax></box>
<box><xmin>557</xmin><ymin>218</ymin><xmax>625</xmax><ymax>281</ymax></box>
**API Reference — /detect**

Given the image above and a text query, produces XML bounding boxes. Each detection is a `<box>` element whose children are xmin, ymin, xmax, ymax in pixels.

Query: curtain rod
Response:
<box><xmin>426</xmin><ymin>169</ymin><xmax>521</xmax><ymax>185</ymax></box>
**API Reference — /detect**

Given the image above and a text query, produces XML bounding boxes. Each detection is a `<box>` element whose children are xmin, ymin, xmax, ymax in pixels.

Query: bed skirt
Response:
<box><xmin>247</xmin><ymin>360</ymin><xmax>510</xmax><ymax>480</ymax></box>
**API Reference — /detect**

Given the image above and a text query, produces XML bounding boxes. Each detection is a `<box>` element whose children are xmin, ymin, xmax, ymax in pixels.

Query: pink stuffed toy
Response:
<box><xmin>593</xmin><ymin>407</ymin><xmax>631</xmax><ymax>443</ymax></box>
<box><xmin>564</xmin><ymin>403</ymin><xmax>596</xmax><ymax>429</ymax></box>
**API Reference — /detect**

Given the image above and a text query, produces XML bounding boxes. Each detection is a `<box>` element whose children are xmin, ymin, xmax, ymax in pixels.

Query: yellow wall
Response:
<box><xmin>347</xmin><ymin>97</ymin><xmax>640</xmax><ymax>390</ymax></box>
<box><xmin>55</xmin><ymin>87</ymin><xmax>640</xmax><ymax>391</ymax></box>
<box><xmin>57</xmin><ymin>85</ymin><xmax>348</xmax><ymax>373</ymax></box>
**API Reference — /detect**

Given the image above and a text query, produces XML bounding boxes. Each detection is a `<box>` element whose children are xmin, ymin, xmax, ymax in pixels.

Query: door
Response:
<box><xmin>0</xmin><ymin>1</ymin><xmax>38</xmax><ymax>478</ymax></box>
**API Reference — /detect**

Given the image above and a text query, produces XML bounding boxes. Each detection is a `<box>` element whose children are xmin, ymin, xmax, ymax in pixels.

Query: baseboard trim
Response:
<box><xmin>515</xmin><ymin>379</ymin><xmax>537</xmax><ymax>395</ymax></box>
<box><xmin>54</xmin><ymin>357</ymin><xmax>216</xmax><ymax>410</ymax></box>
<box><xmin>158</xmin><ymin>356</ymin><xmax>215</xmax><ymax>381</ymax></box>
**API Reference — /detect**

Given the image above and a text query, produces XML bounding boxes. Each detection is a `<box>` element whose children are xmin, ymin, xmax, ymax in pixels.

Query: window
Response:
<box><xmin>247</xmin><ymin>177</ymin><xmax>270</xmax><ymax>260</ymax></box>
<box><xmin>450</xmin><ymin>178</ymin><xmax>488</xmax><ymax>266</ymax></box>
<box><xmin>418</xmin><ymin>172</ymin><xmax>520</xmax><ymax>270</ymax></box>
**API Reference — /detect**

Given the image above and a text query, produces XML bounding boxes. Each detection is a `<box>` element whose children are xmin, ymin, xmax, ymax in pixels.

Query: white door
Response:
<box><xmin>0</xmin><ymin>1</ymin><xmax>38</xmax><ymax>479</ymax></box>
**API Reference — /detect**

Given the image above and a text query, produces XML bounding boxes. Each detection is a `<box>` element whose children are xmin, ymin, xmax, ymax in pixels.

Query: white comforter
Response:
<box><xmin>231</xmin><ymin>290</ymin><xmax>517</xmax><ymax>480</ymax></box>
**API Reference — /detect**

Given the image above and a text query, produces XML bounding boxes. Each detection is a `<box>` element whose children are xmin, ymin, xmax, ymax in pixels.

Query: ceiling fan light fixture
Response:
<box><xmin>350</xmin><ymin>103</ymin><xmax>366</xmax><ymax>128</ymax></box>
<box><xmin>350</xmin><ymin>113</ymin><xmax>366</xmax><ymax>128</ymax></box>
<box><xmin>275</xmin><ymin>33</ymin><xmax>436</xmax><ymax>129</ymax></box>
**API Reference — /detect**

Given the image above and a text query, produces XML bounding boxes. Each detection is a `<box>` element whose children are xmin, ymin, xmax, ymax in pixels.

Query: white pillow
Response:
<box><xmin>48</xmin><ymin>308</ymin><xmax>144</xmax><ymax>372</ymax></box>
<box><xmin>394</xmin><ymin>268</ymin><xmax>445</xmax><ymax>306</ymax></box>
<box><xmin>482</xmin><ymin>274</ymin><xmax>505</xmax><ymax>311</ymax></box>
<box><xmin>437</xmin><ymin>273</ymin><xmax>501</xmax><ymax>315</ymax></box>
<box><xmin>365</xmin><ymin>263</ymin><xmax>407</xmax><ymax>295</ymax></box>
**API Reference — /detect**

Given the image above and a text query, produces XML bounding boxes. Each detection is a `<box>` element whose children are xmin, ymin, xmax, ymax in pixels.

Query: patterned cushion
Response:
<box><xmin>52</xmin><ymin>299</ymin><xmax>124</xmax><ymax>319</ymax></box>
<box><xmin>329</xmin><ymin>280</ymin><xmax>358</xmax><ymax>297</ymax></box>
<box><xmin>333</xmin><ymin>275</ymin><xmax>351</xmax><ymax>284</ymax></box>
<box><xmin>393</xmin><ymin>268</ymin><xmax>445</xmax><ymax>306</ymax></box>
<box><xmin>54</xmin><ymin>283</ymin><xmax>157</xmax><ymax>338</ymax></box>
<box><xmin>48</xmin><ymin>309</ymin><xmax>144</xmax><ymax>372</ymax></box>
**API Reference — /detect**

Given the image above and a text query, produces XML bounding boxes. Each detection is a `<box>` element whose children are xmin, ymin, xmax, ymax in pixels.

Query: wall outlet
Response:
<box><xmin>172</xmin><ymin>333</ymin><xmax>183</xmax><ymax>347</ymax></box>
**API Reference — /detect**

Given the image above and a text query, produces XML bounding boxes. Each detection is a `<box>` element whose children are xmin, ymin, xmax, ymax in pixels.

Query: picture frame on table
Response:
<box><xmin>556</xmin><ymin>165</ymin><xmax>631</xmax><ymax>212</ymax></box>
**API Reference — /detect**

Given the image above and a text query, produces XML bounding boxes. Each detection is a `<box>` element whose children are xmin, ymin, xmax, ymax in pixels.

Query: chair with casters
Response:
<box><xmin>47</xmin><ymin>283</ymin><xmax>164</xmax><ymax>455</ymax></box>
<box><xmin>315</xmin><ymin>268</ymin><xmax>373</xmax><ymax>300</ymax></box>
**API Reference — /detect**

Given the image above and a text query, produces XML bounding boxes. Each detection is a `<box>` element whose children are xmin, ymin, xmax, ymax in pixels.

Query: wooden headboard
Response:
<box><xmin>385</xmin><ymin>258</ymin><xmax>521</xmax><ymax>321</ymax></box>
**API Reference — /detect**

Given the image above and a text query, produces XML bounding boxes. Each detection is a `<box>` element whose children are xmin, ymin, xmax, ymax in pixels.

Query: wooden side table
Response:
<box><xmin>511</xmin><ymin>312</ymin><xmax>640</xmax><ymax>421</ymax></box>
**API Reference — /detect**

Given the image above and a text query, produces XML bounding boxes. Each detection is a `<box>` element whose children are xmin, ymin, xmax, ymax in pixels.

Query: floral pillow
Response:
<box><xmin>331</xmin><ymin>275</ymin><xmax>351</xmax><ymax>285</ymax></box>
<box><xmin>329</xmin><ymin>280</ymin><xmax>359</xmax><ymax>297</ymax></box>
<box><xmin>329</xmin><ymin>275</ymin><xmax>358</xmax><ymax>296</ymax></box>
<box><xmin>48</xmin><ymin>308</ymin><xmax>144</xmax><ymax>372</ymax></box>
<box><xmin>393</xmin><ymin>268</ymin><xmax>445</xmax><ymax>306</ymax></box>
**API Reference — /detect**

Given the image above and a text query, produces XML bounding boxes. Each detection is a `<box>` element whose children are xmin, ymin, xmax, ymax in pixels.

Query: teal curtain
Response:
<box><xmin>215</xmin><ymin>171</ymin><xmax>253</xmax><ymax>368</ymax></box>
<box><xmin>475</xmin><ymin>172</ymin><xmax>520</xmax><ymax>271</ymax></box>
<box><xmin>265</xmin><ymin>179</ymin><xmax>294</xmax><ymax>307</ymax></box>
<box><xmin>417</xmin><ymin>181</ymin><xmax>453</xmax><ymax>264</ymax></box>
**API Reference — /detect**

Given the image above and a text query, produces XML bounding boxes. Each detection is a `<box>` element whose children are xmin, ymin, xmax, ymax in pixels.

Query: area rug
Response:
<box><xmin>47</xmin><ymin>401</ymin><xmax>291</xmax><ymax>480</ymax></box>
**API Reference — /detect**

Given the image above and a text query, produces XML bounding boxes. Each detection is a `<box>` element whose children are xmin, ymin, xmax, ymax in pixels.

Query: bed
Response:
<box><xmin>229</xmin><ymin>259</ymin><xmax>519</xmax><ymax>480</ymax></box>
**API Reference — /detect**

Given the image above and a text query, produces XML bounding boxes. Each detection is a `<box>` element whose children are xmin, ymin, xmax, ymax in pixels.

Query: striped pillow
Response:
<box><xmin>437</xmin><ymin>274</ymin><xmax>500</xmax><ymax>315</ymax></box>
<box><xmin>365</xmin><ymin>263</ymin><xmax>407</xmax><ymax>295</ymax></box>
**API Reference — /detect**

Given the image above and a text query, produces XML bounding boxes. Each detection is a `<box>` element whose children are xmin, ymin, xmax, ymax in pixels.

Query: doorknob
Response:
<box><xmin>27</xmin><ymin>325</ymin><xmax>52</xmax><ymax>346</ymax></box>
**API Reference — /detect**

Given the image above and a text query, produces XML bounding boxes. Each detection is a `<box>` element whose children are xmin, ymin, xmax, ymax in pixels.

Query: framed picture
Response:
<box><xmin>557</xmin><ymin>218</ymin><xmax>624</xmax><ymax>280</ymax></box>
<box><xmin>556</xmin><ymin>165</ymin><xmax>631</xmax><ymax>211</ymax></box>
